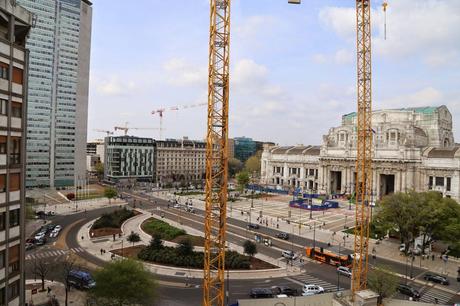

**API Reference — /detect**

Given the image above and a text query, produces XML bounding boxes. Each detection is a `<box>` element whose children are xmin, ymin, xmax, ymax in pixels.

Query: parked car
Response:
<box><xmin>49</xmin><ymin>228</ymin><xmax>61</xmax><ymax>238</ymax></box>
<box><xmin>337</xmin><ymin>266</ymin><xmax>352</xmax><ymax>278</ymax></box>
<box><xmin>302</xmin><ymin>284</ymin><xmax>324</xmax><ymax>296</ymax></box>
<box><xmin>424</xmin><ymin>273</ymin><xmax>449</xmax><ymax>285</ymax></box>
<box><xmin>35</xmin><ymin>236</ymin><xmax>47</xmax><ymax>246</ymax></box>
<box><xmin>53</xmin><ymin>225</ymin><xmax>62</xmax><ymax>232</ymax></box>
<box><xmin>68</xmin><ymin>270</ymin><xmax>96</xmax><ymax>290</ymax></box>
<box><xmin>397</xmin><ymin>284</ymin><xmax>420</xmax><ymax>300</ymax></box>
<box><xmin>249</xmin><ymin>288</ymin><xmax>273</xmax><ymax>299</ymax></box>
<box><xmin>276</xmin><ymin>232</ymin><xmax>289</xmax><ymax>240</ymax></box>
<box><xmin>173</xmin><ymin>203</ymin><xmax>181</xmax><ymax>209</ymax></box>
<box><xmin>25</xmin><ymin>243</ymin><xmax>35</xmax><ymax>250</ymax></box>
<box><xmin>247</xmin><ymin>223</ymin><xmax>259</xmax><ymax>230</ymax></box>
<box><xmin>185</xmin><ymin>206</ymin><xmax>195</xmax><ymax>213</ymax></box>
<box><xmin>34</xmin><ymin>232</ymin><xmax>46</xmax><ymax>241</ymax></box>
<box><xmin>271</xmin><ymin>286</ymin><xmax>298</xmax><ymax>296</ymax></box>
<box><xmin>282</xmin><ymin>250</ymin><xmax>297</xmax><ymax>260</ymax></box>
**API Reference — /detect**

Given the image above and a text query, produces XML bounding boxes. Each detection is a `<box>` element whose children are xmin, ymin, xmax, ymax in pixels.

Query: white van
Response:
<box><xmin>282</xmin><ymin>250</ymin><xmax>297</xmax><ymax>260</ymax></box>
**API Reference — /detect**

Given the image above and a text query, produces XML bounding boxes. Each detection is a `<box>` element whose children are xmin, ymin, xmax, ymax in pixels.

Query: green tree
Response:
<box><xmin>236</xmin><ymin>171</ymin><xmax>250</xmax><ymax>192</ymax></box>
<box><xmin>228</xmin><ymin>158</ymin><xmax>243</xmax><ymax>178</ymax></box>
<box><xmin>367</xmin><ymin>266</ymin><xmax>398</xmax><ymax>305</ymax></box>
<box><xmin>95</xmin><ymin>162</ymin><xmax>104</xmax><ymax>180</ymax></box>
<box><xmin>91</xmin><ymin>258</ymin><xmax>156</xmax><ymax>306</ymax></box>
<box><xmin>149</xmin><ymin>234</ymin><xmax>163</xmax><ymax>250</ymax></box>
<box><xmin>244</xmin><ymin>151</ymin><xmax>262</xmax><ymax>174</ymax></box>
<box><xmin>104</xmin><ymin>187</ymin><xmax>118</xmax><ymax>204</ymax></box>
<box><xmin>127</xmin><ymin>232</ymin><xmax>141</xmax><ymax>246</ymax></box>
<box><xmin>177</xmin><ymin>238</ymin><xmax>193</xmax><ymax>256</ymax></box>
<box><xmin>243</xmin><ymin>240</ymin><xmax>257</xmax><ymax>258</ymax></box>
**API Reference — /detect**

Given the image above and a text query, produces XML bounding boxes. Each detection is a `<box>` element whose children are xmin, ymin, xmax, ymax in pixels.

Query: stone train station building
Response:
<box><xmin>260</xmin><ymin>106</ymin><xmax>460</xmax><ymax>202</ymax></box>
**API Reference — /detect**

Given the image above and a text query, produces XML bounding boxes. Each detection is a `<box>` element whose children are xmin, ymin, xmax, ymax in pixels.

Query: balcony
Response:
<box><xmin>11</xmin><ymin>117</ymin><xmax>21</xmax><ymax>129</ymax></box>
<box><xmin>10</xmin><ymin>190</ymin><xmax>19</xmax><ymax>202</ymax></box>
<box><xmin>0</xmin><ymin>154</ymin><xmax>5</xmax><ymax>166</ymax></box>
<box><xmin>9</xmin><ymin>225</ymin><xmax>19</xmax><ymax>238</ymax></box>
<box><xmin>11</xmin><ymin>83</ymin><xmax>22</xmax><ymax>95</ymax></box>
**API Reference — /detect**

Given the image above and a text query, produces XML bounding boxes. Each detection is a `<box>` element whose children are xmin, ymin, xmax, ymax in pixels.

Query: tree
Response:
<box><xmin>367</xmin><ymin>266</ymin><xmax>398</xmax><ymax>305</ymax></box>
<box><xmin>104</xmin><ymin>187</ymin><xmax>117</xmax><ymax>204</ymax></box>
<box><xmin>127</xmin><ymin>232</ymin><xmax>141</xmax><ymax>246</ymax></box>
<box><xmin>236</xmin><ymin>171</ymin><xmax>250</xmax><ymax>192</ymax></box>
<box><xmin>66</xmin><ymin>193</ymin><xmax>75</xmax><ymax>201</ymax></box>
<box><xmin>243</xmin><ymin>240</ymin><xmax>257</xmax><ymax>258</ymax></box>
<box><xmin>149</xmin><ymin>234</ymin><xmax>163</xmax><ymax>250</ymax></box>
<box><xmin>95</xmin><ymin>162</ymin><xmax>104</xmax><ymax>180</ymax></box>
<box><xmin>33</xmin><ymin>259</ymin><xmax>52</xmax><ymax>291</ymax></box>
<box><xmin>228</xmin><ymin>158</ymin><xmax>243</xmax><ymax>178</ymax></box>
<box><xmin>177</xmin><ymin>238</ymin><xmax>193</xmax><ymax>256</ymax></box>
<box><xmin>90</xmin><ymin>258</ymin><xmax>156</xmax><ymax>306</ymax></box>
<box><xmin>244</xmin><ymin>151</ymin><xmax>262</xmax><ymax>174</ymax></box>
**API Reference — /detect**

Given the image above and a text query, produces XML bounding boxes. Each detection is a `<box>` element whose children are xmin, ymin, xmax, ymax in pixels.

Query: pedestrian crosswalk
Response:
<box><xmin>419</xmin><ymin>286</ymin><xmax>453</xmax><ymax>305</ymax></box>
<box><xmin>286</xmin><ymin>273</ymin><xmax>343</xmax><ymax>293</ymax></box>
<box><xmin>25</xmin><ymin>247</ymin><xmax>85</xmax><ymax>260</ymax></box>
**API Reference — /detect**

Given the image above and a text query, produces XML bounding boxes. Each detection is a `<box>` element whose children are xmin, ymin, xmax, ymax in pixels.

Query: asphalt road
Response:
<box><xmin>24</xmin><ymin>193</ymin><xmax>460</xmax><ymax>305</ymax></box>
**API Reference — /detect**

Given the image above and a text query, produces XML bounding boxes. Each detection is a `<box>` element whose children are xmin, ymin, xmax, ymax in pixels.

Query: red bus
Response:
<box><xmin>306</xmin><ymin>246</ymin><xmax>352</xmax><ymax>267</ymax></box>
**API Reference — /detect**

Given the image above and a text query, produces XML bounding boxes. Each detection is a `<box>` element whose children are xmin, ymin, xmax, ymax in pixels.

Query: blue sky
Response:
<box><xmin>88</xmin><ymin>0</ymin><xmax>460</xmax><ymax>145</ymax></box>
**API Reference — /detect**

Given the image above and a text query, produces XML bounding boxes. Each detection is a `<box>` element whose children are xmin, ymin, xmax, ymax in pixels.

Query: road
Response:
<box><xmin>24</xmin><ymin>192</ymin><xmax>460</xmax><ymax>305</ymax></box>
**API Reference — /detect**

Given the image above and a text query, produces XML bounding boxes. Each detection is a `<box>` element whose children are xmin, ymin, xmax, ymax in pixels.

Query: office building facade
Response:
<box><xmin>156</xmin><ymin>137</ymin><xmax>206</xmax><ymax>186</ymax></box>
<box><xmin>104</xmin><ymin>136</ymin><xmax>155</xmax><ymax>182</ymax></box>
<box><xmin>17</xmin><ymin>0</ymin><xmax>92</xmax><ymax>187</ymax></box>
<box><xmin>0</xmin><ymin>1</ymin><xmax>32</xmax><ymax>304</ymax></box>
<box><xmin>234</xmin><ymin>136</ymin><xmax>256</xmax><ymax>163</ymax></box>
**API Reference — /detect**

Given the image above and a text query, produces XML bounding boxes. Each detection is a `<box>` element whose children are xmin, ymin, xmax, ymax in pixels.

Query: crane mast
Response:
<box><xmin>203</xmin><ymin>0</ymin><xmax>230</xmax><ymax>305</ymax></box>
<box><xmin>352</xmin><ymin>0</ymin><xmax>373</xmax><ymax>295</ymax></box>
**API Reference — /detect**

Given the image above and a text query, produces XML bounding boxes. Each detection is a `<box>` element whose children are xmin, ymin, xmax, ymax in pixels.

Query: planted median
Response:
<box><xmin>90</xmin><ymin>207</ymin><xmax>139</xmax><ymax>238</ymax></box>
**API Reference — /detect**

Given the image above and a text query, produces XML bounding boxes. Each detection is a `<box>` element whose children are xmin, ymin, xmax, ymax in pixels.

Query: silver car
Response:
<box><xmin>337</xmin><ymin>266</ymin><xmax>352</xmax><ymax>277</ymax></box>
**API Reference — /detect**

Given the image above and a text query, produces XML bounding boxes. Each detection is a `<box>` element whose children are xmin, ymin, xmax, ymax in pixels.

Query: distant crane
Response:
<box><xmin>114</xmin><ymin>122</ymin><xmax>161</xmax><ymax>136</ymax></box>
<box><xmin>152</xmin><ymin>102</ymin><xmax>206</xmax><ymax>140</ymax></box>
<box><xmin>93</xmin><ymin>129</ymin><xmax>114</xmax><ymax>136</ymax></box>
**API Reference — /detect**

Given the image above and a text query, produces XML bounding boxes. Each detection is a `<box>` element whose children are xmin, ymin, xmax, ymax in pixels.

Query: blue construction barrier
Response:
<box><xmin>246</xmin><ymin>184</ymin><xmax>289</xmax><ymax>195</ymax></box>
<box><xmin>289</xmin><ymin>199</ymin><xmax>339</xmax><ymax>210</ymax></box>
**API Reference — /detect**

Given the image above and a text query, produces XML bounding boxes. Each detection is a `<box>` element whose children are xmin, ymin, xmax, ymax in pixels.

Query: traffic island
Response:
<box><xmin>89</xmin><ymin>207</ymin><xmax>141</xmax><ymax>238</ymax></box>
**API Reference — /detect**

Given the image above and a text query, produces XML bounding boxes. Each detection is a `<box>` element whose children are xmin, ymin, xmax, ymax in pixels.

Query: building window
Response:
<box><xmin>9</xmin><ymin>173</ymin><xmax>20</xmax><ymax>192</ymax></box>
<box><xmin>11</xmin><ymin>102</ymin><xmax>21</xmax><ymax>118</ymax></box>
<box><xmin>7</xmin><ymin>279</ymin><xmax>19</xmax><ymax>301</ymax></box>
<box><xmin>0</xmin><ymin>99</ymin><xmax>6</xmax><ymax>115</ymax></box>
<box><xmin>12</xmin><ymin>67</ymin><xmax>22</xmax><ymax>84</ymax></box>
<box><xmin>8</xmin><ymin>245</ymin><xmax>19</xmax><ymax>274</ymax></box>
<box><xmin>0</xmin><ymin>249</ymin><xmax>5</xmax><ymax>268</ymax></box>
<box><xmin>9</xmin><ymin>137</ymin><xmax>20</xmax><ymax>165</ymax></box>
<box><xmin>0</xmin><ymin>175</ymin><xmax>5</xmax><ymax>192</ymax></box>
<box><xmin>446</xmin><ymin>177</ymin><xmax>451</xmax><ymax>192</ymax></box>
<box><xmin>435</xmin><ymin>177</ymin><xmax>444</xmax><ymax>187</ymax></box>
<box><xmin>0</xmin><ymin>212</ymin><xmax>4</xmax><ymax>230</ymax></box>
<box><xmin>0</xmin><ymin>63</ymin><xmax>8</xmax><ymax>80</ymax></box>
<box><xmin>0</xmin><ymin>136</ymin><xmax>6</xmax><ymax>154</ymax></box>
<box><xmin>9</xmin><ymin>209</ymin><xmax>19</xmax><ymax>227</ymax></box>
<box><xmin>428</xmin><ymin>176</ymin><xmax>433</xmax><ymax>189</ymax></box>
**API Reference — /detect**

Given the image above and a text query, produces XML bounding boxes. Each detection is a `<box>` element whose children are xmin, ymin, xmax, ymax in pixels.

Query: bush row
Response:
<box><xmin>138</xmin><ymin>245</ymin><xmax>250</xmax><ymax>269</ymax></box>
<box><xmin>92</xmin><ymin>208</ymin><xmax>135</xmax><ymax>229</ymax></box>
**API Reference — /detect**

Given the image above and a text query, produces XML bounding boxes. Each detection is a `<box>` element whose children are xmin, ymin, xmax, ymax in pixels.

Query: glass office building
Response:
<box><xmin>17</xmin><ymin>0</ymin><xmax>92</xmax><ymax>187</ymax></box>
<box><xmin>234</xmin><ymin>137</ymin><xmax>256</xmax><ymax>163</ymax></box>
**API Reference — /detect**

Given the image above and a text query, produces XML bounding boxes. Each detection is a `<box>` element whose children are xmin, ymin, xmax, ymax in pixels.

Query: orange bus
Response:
<box><xmin>306</xmin><ymin>246</ymin><xmax>352</xmax><ymax>267</ymax></box>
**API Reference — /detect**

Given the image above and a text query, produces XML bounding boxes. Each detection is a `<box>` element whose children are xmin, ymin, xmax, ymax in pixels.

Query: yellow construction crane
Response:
<box><xmin>203</xmin><ymin>0</ymin><xmax>377</xmax><ymax>304</ymax></box>
<box><xmin>203</xmin><ymin>0</ymin><xmax>231</xmax><ymax>305</ymax></box>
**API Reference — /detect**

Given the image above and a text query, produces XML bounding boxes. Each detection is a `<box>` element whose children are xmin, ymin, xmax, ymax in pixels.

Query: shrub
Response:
<box><xmin>142</xmin><ymin>219</ymin><xmax>186</xmax><ymax>240</ymax></box>
<box><xmin>93</xmin><ymin>208</ymin><xmax>135</xmax><ymax>229</ymax></box>
<box><xmin>66</xmin><ymin>193</ymin><xmax>75</xmax><ymax>200</ymax></box>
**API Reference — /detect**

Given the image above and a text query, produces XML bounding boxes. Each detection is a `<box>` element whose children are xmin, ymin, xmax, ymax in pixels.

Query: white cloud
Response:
<box><xmin>162</xmin><ymin>58</ymin><xmax>207</xmax><ymax>87</ymax></box>
<box><xmin>235</xmin><ymin>15</ymin><xmax>279</xmax><ymax>40</ymax></box>
<box><xmin>93</xmin><ymin>76</ymin><xmax>136</xmax><ymax>96</ymax></box>
<box><xmin>334</xmin><ymin>49</ymin><xmax>353</xmax><ymax>64</ymax></box>
<box><xmin>380</xmin><ymin>87</ymin><xmax>443</xmax><ymax>108</ymax></box>
<box><xmin>319</xmin><ymin>1</ymin><xmax>460</xmax><ymax>66</ymax></box>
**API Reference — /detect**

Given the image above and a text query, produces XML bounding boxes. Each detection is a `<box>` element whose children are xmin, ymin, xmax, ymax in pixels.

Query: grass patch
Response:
<box><xmin>176</xmin><ymin>191</ymin><xmax>204</xmax><ymax>196</ymax></box>
<box><xmin>92</xmin><ymin>208</ymin><xmax>136</xmax><ymax>229</ymax></box>
<box><xmin>75</xmin><ymin>193</ymin><xmax>105</xmax><ymax>201</ymax></box>
<box><xmin>142</xmin><ymin>218</ymin><xmax>186</xmax><ymax>240</ymax></box>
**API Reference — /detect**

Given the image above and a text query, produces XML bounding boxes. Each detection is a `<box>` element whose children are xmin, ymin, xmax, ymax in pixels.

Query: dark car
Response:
<box><xmin>249</xmin><ymin>288</ymin><xmax>273</xmax><ymax>299</ymax></box>
<box><xmin>247</xmin><ymin>223</ymin><xmax>259</xmax><ymax>230</ymax></box>
<box><xmin>424</xmin><ymin>273</ymin><xmax>449</xmax><ymax>285</ymax></box>
<box><xmin>271</xmin><ymin>286</ymin><xmax>298</xmax><ymax>296</ymax></box>
<box><xmin>35</xmin><ymin>236</ymin><xmax>47</xmax><ymax>246</ymax></box>
<box><xmin>276</xmin><ymin>232</ymin><xmax>289</xmax><ymax>240</ymax></box>
<box><xmin>397</xmin><ymin>284</ymin><xmax>420</xmax><ymax>300</ymax></box>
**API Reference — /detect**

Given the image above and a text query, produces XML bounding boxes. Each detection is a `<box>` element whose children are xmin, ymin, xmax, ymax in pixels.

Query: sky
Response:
<box><xmin>87</xmin><ymin>0</ymin><xmax>460</xmax><ymax>145</ymax></box>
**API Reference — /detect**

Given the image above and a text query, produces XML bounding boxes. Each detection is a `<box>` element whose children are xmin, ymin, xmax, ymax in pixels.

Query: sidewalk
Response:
<box><xmin>155</xmin><ymin>191</ymin><xmax>460</xmax><ymax>278</ymax></box>
<box><xmin>77</xmin><ymin>208</ymin><xmax>304</xmax><ymax>281</ymax></box>
<box><xmin>25</xmin><ymin>280</ymin><xmax>87</xmax><ymax>306</ymax></box>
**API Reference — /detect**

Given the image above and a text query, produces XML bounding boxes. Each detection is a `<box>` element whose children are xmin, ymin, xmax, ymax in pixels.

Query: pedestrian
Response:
<box><xmin>432</xmin><ymin>254</ymin><xmax>435</xmax><ymax>261</ymax></box>
<box><xmin>113</xmin><ymin>233</ymin><xmax>116</xmax><ymax>241</ymax></box>
<box><xmin>100</xmin><ymin>248</ymin><xmax>103</xmax><ymax>255</ymax></box>
<box><xmin>47</xmin><ymin>286</ymin><xmax>51</xmax><ymax>297</ymax></box>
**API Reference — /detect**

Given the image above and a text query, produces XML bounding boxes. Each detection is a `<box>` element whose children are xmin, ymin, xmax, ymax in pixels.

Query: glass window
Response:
<box><xmin>7</xmin><ymin>279</ymin><xmax>19</xmax><ymax>301</ymax></box>
<box><xmin>9</xmin><ymin>209</ymin><xmax>19</xmax><ymax>227</ymax></box>
<box><xmin>11</xmin><ymin>103</ymin><xmax>21</xmax><ymax>118</ymax></box>
<box><xmin>435</xmin><ymin>177</ymin><xmax>444</xmax><ymax>187</ymax></box>
<box><xmin>0</xmin><ymin>99</ymin><xmax>6</xmax><ymax>115</ymax></box>
<box><xmin>447</xmin><ymin>177</ymin><xmax>451</xmax><ymax>192</ymax></box>
<box><xmin>9</xmin><ymin>173</ymin><xmax>20</xmax><ymax>192</ymax></box>
<box><xmin>0</xmin><ymin>213</ymin><xmax>4</xmax><ymax>230</ymax></box>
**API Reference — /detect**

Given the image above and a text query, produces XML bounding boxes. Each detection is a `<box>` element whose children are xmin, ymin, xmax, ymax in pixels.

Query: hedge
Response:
<box><xmin>142</xmin><ymin>219</ymin><xmax>186</xmax><ymax>241</ymax></box>
<box><xmin>92</xmin><ymin>208</ymin><xmax>135</xmax><ymax>229</ymax></box>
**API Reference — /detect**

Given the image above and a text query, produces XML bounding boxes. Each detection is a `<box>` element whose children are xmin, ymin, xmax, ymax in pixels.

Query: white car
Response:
<box><xmin>281</xmin><ymin>250</ymin><xmax>298</xmax><ymax>260</ymax></box>
<box><xmin>337</xmin><ymin>266</ymin><xmax>352</xmax><ymax>278</ymax></box>
<box><xmin>49</xmin><ymin>228</ymin><xmax>61</xmax><ymax>238</ymax></box>
<box><xmin>173</xmin><ymin>203</ymin><xmax>181</xmax><ymax>209</ymax></box>
<box><xmin>302</xmin><ymin>284</ymin><xmax>324</xmax><ymax>296</ymax></box>
<box><xmin>34</xmin><ymin>232</ymin><xmax>46</xmax><ymax>240</ymax></box>
<box><xmin>53</xmin><ymin>225</ymin><xmax>62</xmax><ymax>232</ymax></box>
